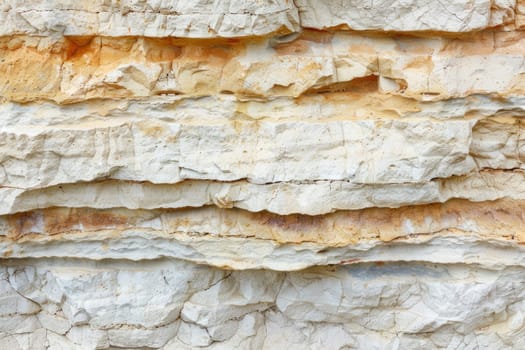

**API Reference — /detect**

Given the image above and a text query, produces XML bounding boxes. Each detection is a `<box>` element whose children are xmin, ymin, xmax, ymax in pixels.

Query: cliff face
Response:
<box><xmin>2</xmin><ymin>1</ymin><xmax>525</xmax><ymax>349</ymax></box>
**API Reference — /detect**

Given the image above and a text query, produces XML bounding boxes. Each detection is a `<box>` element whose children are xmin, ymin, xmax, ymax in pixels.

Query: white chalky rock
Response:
<box><xmin>2</xmin><ymin>0</ymin><xmax>525</xmax><ymax>348</ymax></box>
<box><xmin>0</xmin><ymin>260</ymin><xmax>524</xmax><ymax>349</ymax></box>
<box><xmin>296</xmin><ymin>0</ymin><xmax>516</xmax><ymax>32</ymax></box>
<box><xmin>0</xmin><ymin>0</ymin><xmax>300</xmax><ymax>37</ymax></box>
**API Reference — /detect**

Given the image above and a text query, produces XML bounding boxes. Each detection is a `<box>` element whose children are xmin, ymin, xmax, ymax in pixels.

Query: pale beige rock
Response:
<box><xmin>0</xmin><ymin>0</ymin><xmax>518</xmax><ymax>37</ymax></box>
<box><xmin>2</xmin><ymin>32</ymin><xmax>525</xmax><ymax>103</ymax></box>
<box><xmin>1</xmin><ymin>198</ymin><xmax>525</xmax><ymax>269</ymax></box>
<box><xmin>296</xmin><ymin>0</ymin><xmax>516</xmax><ymax>32</ymax></box>
<box><xmin>2</xmin><ymin>0</ymin><xmax>525</xmax><ymax>348</ymax></box>
<box><xmin>517</xmin><ymin>0</ymin><xmax>525</xmax><ymax>28</ymax></box>
<box><xmin>0</xmin><ymin>0</ymin><xmax>300</xmax><ymax>38</ymax></box>
<box><xmin>2</xmin><ymin>170</ymin><xmax>525</xmax><ymax>216</ymax></box>
<box><xmin>0</xmin><ymin>116</ymin><xmax>482</xmax><ymax>187</ymax></box>
<box><xmin>2</xmin><ymin>259</ymin><xmax>525</xmax><ymax>349</ymax></box>
<box><xmin>2</xmin><ymin>112</ymin><xmax>524</xmax><ymax>192</ymax></box>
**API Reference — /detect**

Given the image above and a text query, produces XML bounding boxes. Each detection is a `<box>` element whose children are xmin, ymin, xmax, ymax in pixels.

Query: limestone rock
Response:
<box><xmin>1</xmin><ymin>260</ymin><xmax>525</xmax><ymax>349</ymax></box>
<box><xmin>3</xmin><ymin>32</ymin><xmax>525</xmax><ymax>103</ymax></box>
<box><xmin>0</xmin><ymin>0</ymin><xmax>518</xmax><ymax>37</ymax></box>
<box><xmin>0</xmin><ymin>0</ymin><xmax>300</xmax><ymax>38</ymax></box>
<box><xmin>2</xmin><ymin>0</ymin><xmax>525</xmax><ymax>349</ymax></box>
<box><xmin>296</xmin><ymin>0</ymin><xmax>516</xmax><ymax>32</ymax></box>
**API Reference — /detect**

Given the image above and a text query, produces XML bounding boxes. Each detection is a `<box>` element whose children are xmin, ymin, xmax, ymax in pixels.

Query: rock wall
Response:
<box><xmin>2</xmin><ymin>1</ymin><xmax>525</xmax><ymax>349</ymax></box>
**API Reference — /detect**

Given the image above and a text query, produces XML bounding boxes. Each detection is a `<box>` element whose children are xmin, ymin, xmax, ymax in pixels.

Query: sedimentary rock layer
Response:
<box><xmin>2</xmin><ymin>111</ymin><xmax>525</xmax><ymax>188</ymax></box>
<box><xmin>2</xmin><ymin>1</ymin><xmax>525</xmax><ymax>349</ymax></box>
<box><xmin>2</xmin><ymin>170</ymin><xmax>525</xmax><ymax>215</ymax></box>
<box><xmin>3</xmin><ymin>31</ymin><xmax>525</xmax><ymax>103</ymax></box>
<box><xmin>1</xmin><ymin>199</ymin><xmax>525</xmax><ymax>271</ymax></box>
<box><xmin>0</xmin><ymin>0</ymin><xmax>517</xmax><ymax>37</ymax></box>
<box><xmin>2</xmin><ymin>259</ymin><xmax>525</xmax><ymax>349</ymax></box>
<box><xmin>0</xmin><ymin>0</ymin><xmax>301</xmax><ymax>38</ymax></box>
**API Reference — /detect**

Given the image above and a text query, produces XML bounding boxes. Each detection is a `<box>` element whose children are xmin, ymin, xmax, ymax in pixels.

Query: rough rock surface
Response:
<box><xmin>2</xmin><ymin>1</ymin><xmax>525</xmax><ymax>349</ymax></box>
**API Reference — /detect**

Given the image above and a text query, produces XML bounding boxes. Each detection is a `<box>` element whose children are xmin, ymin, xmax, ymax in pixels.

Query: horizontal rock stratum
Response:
<box><xmin>2</xmin><ymin>1</ymin><xmax>525</xmax><ymax>349</ymax></box>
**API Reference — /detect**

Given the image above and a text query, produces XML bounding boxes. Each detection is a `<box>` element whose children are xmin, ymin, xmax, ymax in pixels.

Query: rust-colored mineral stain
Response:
<box><xmin>405</xmin><ymin>56</ymin><xmax>434</xmax><ymax>70</ymax></box>
<box><xmin>303</xmin><ymin>75</ymin><xmax>379</xmax><ymax>95</ymax></box>
<box><xmin>181</xmin><ymin>44</ymin><xmax>241</xmax><ymax>66</ymax></box>
<box><xmin>43</xmin><ymin>208</ymin><xmax>81</xmax><ymax>234</ymax></box>
<box><xmin>7</xmin><ymin>211</ymin><xmax>42</xmax><ymax>238</ymax></box>
<box><xmin>63</xmin><ymin>36</ymin><xmax>96</xmax><ymax>60</ymax></box>
<box><xmin>348</xmin><ymin>43</ymin><xmax>377</xmax><ymax>55</ymax></box>
<box><xmin>142</xmin><ymin>39</ymin><xmax>183</xmax><ymax>62</ymax></box>
<box><xmin>260</xmin><ymin>213</ymin><xmax>323</xmax><ymax>232</ymax></box>
<box><xmin>3</xmin><ymin>198</ymin><xmax>525</xmax><ymax>246</ymax></box>
<box><xmin>6</xmin><ymin>208</ymin><xmax>134</xmax><ymax>237</ymax></box>
<box><xmin>80</xmin><ymin>211</ymin><xmax>129</xmax><ymax>231</ymax></box>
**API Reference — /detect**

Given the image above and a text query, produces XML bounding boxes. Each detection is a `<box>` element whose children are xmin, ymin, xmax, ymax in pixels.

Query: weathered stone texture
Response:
<box><xmin>2</xmin><ymin>1</ymin><xmax>525</xmax><ymax>349</ymax></box>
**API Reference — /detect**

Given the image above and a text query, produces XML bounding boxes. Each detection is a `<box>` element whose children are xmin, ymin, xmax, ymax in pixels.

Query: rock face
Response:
<box><xmin>1</xmin><ymin>0</ymin><xmax>525</xmax><ymax>349</ymax></box>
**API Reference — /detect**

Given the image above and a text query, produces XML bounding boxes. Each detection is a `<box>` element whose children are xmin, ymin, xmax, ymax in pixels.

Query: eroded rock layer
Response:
<box><xmin>2</xmin><ymin>1</ymin><xmax>525</xmax><ymax>349</ymax></box>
